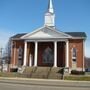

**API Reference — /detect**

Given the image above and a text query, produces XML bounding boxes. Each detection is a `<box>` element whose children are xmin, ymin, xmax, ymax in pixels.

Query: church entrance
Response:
<box><xmin>37</xmin><ymin>42</ymin><xmax>65</xmax><ymax>67</ymax></box>
<box><xmin>38</xmin><ymin>42</ymin><xmax>54</xmax><ymax>67</ymax></box>
<box><xmin>26</xmin><ymin>41</ymin><xmax>66</xmax><ymax>67</ymax></box>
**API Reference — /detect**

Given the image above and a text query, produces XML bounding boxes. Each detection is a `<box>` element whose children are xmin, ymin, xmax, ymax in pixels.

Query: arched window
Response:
<box><xmin>72</xmin><ymin>48</ymin><xmax>77</xmax><ymax>62</ymax></box>
<box><xmin>18</xmin><ymin>46</ymin><xmax>23</xmax><ymax>66</ymax></box>
<box><xmin>42</xmin><ymin>47</ymin><xmax>54</xmax><ymax>64</ymax></box>
<box><xmin>18</xmin><ymin>46</ymin><xmax>23</xmax><ymax>59</ymax></box>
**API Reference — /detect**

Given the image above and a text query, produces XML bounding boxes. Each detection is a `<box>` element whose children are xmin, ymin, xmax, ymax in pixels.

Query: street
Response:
<box><xmin>0</xmin><ymin>82</ymin><xmax>90</xmax><ymax>90</ymax></box>
<box><xmin>0</xmin><ymin>78</ymin><xmax>90</xmax><ymax>90</ymax></box>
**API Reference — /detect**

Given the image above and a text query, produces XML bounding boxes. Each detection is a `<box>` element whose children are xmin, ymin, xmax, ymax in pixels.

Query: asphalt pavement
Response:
<box><xmin>0</xmin><ymin>77</ymin><xmax>90</xmax><ymax>90</ymax></box>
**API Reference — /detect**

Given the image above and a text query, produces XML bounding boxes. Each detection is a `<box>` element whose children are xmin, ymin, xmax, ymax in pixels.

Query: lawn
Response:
<box><xmin>64</xmin><ymin>75</ymin><xmax>90</xmax><ymax>81</ymax></box>
<box><xmin>0</xmin><ymin>72</ymin><xmax>90</xmax><ymax>81</ymax></box>
<box><xmin>0</xmin><ymin>72</ymin><xmax>25</xmax><ymax>78</ymax></box>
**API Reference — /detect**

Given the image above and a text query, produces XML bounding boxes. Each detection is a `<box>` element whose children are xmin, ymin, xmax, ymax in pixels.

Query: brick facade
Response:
<box><xmin>69</xmin><ymin>39</ymin><xmax>84</xmax><ymax>69</ymax></box>
<box><xmin>10</xmin><ymin>39</ymin><xmax>84</xmax><ymax>71</ymax></box>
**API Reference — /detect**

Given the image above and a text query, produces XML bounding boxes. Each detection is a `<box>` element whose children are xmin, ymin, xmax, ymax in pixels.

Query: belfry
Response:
<box><xmin>45</xmin><ymin>0</ymin><xmax>55</xmax><ymax>27</ymax></box>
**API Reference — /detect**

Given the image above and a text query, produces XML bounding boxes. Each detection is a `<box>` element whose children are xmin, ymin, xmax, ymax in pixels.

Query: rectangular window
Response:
<box><xmin>72</xmin><ymin>48</ymin><xmax>77</xmax><ymax>62</ymax></box>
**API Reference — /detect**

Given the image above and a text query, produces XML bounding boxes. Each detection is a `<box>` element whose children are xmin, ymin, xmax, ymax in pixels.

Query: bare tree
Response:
<box><xmin>2</xmin><ymin>39</ymin><xmax>11</xmax><ymax>64</ymax></box>
<box><xmin>85</xmin><ymin>57</ymin><xmax>90</xmax><ymax>69</ymax></box>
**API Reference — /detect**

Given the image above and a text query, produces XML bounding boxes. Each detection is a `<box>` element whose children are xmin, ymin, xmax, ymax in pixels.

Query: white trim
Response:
<box><xmin>71</xmin><ymin>37</ymin><xmax>86</xmax><ymax>39</ymax></box>
<box><xmin>47</xmin><ymin>26</ymin><xmax>72</xmax><ymax>37</ymax></box>
<box><xmin>26</xmin><ymin>39</ymin><xmax>68</xmax><ymax>42</ymax></box>
<box><xmin>23</xmin><ymin>41</ymin><xmax>27</xmax><ymax>66</ymax></box>
<box><xmin>20</xmin><ymin>26</ymin><xmax>72</xmax><ymax>39</ymax></box>
<box><xmin>53</xmin><ymin>41</ymin><xmax>57</xmax><ymax>67</ymax></box>
<box><xmin>34</xmin><ymin>41</ymin><xmax>38</xmax><ymax>67</ymax></box>
<box><xmin>21</xmin><ymin>26</ymin><xmax>44</xmax><ymax>39</ymax></box>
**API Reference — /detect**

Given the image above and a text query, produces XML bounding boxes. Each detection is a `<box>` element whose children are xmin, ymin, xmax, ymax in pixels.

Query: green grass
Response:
<box><xmin>64</xmin><ymin>75</ymin><xmax>90</xmax><ymax>81</ymax></box>
<box><xmin>0</xmin><ymin>72</ymin><xmax>25</xmax><ymax>78</ymax></box>
<box><xmin>0</xmin><ymin>72</ymin><xmax>90</xmax><ymax>81</ymax></box>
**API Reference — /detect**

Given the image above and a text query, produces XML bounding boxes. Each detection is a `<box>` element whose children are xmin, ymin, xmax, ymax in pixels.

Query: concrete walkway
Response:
<box><xmin>0</xmin><ymin>77</ymin><xmax>90</xmax><ymax>88</ymax></box>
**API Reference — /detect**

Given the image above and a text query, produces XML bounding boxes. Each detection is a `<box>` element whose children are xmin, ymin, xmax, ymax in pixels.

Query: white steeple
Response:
<box><xmin>48</xmin><ymin>0</ymin><xmax>54</xmax><ymax>13</ymax></box>
<box><xmin>44</xmin><ymin>0</ymin><xmax>55</xmax><ymax>27</ymax></box>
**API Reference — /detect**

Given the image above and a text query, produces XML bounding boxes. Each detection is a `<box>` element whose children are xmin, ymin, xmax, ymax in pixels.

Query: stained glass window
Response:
<box><xmin>42</xmin><ymin>47</ymin><xmax>53</xmax><ymax>64</ymax></box>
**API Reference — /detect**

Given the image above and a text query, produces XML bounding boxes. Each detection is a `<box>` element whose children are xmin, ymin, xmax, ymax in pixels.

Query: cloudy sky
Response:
<box><xmin>0</xmin><ymin>0</ymin><xmax>90</xmax><ymax>57</ymax></box>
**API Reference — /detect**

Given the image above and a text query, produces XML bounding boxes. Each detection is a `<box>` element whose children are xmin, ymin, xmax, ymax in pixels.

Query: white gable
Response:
<box><xmin>21</xmin><ymin>26</ymin><xmax>72</xmax><ymax>39</ymax></box>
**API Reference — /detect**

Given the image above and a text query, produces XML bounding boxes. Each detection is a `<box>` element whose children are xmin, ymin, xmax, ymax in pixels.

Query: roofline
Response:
<box><xmin>20</xmin><ymin>26</ymin><xmax>73</xmax><ymax>39</ymax></box>
<box><xmin>47</xmin><ymin>26</ymin><xmax>73</xmax><ymax>38</ymax></box>
<box><xmin>20</xmin><ymin>26</ymin><xmax>45</xmax><ymax>39</ymax></box>
<box><xmin>71</xmin><ymin>37</ymin><xmax>86</xmax><ymax>40</ymax></box>
<box><xmin>10</xmin><ymin>37</ymin><xmax>86</xmax><ymax>41</ymax></box>
<box><xmin>10</xmin><ymin>38</ymin><xmax>24</xmax><ymax>41</ymax></box>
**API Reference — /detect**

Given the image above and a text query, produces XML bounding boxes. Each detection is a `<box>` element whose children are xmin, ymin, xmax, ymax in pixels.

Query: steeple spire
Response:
<box><xmin>48</xmin><ymin>0</ymin><xmax>54</xmax><ymax>13</ymax></box>
<box><xmin>44</xmin><ymin>0</ymin><xmax>55</xmax><ymax>27</ymax></box>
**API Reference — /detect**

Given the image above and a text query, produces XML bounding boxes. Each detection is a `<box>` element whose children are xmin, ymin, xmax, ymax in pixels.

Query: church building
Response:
<box><xmin>10</xmin><ymin>0</ymin><xmax>86</xmax><ymax>73</ymax></box>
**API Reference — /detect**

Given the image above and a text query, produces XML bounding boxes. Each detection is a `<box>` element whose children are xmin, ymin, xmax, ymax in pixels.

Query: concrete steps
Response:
<box><xmin>23</xmin><ymin>67</ymin><xmax>63</xmax><ymax>79</ymax></box>
<box><xmin>48</xmin><ymin>67</ymin><xmax>62</xmax><ymax>79</ymax></box>
<box><xmin>31</xmin><ymin>67</ymin><xmax>50</xmax><ymax>79</ymax></box>
<box><xmin>23</xmin><ymin>67</ymin><xmax>37</xmax><ymax>78</ymax></box>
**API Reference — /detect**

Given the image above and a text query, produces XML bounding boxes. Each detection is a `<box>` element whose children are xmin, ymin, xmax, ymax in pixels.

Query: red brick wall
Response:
<box><xmin>11</xmin><ymin>40</ymin><xmax>24</xmax><ymax>65</ymax></box>
<box><xmin>69</xmin><ymin>39</ymin><xmax>83</xmax><ymax>68</ymax></box>
<box><xmin>11</xmin><ymin>39</ymin><xmax>84</xmax><ymax>69</ymax></box>
<box><xmin>27</xmin><ymin>42</ymin><xmax>35</xmax><ymax>66</ymax></box>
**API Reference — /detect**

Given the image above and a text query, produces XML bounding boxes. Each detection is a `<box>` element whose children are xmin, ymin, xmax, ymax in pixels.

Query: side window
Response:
<box><xmin>72</xmin><ymin>48</ymin><xmax>77</xmax><ymax>62</ymax></box>
<box><xmin>18</xmin><ymin>46</ymin><xmax>23</xmax><ymax>59</ymax></box>
<box><xmin>18</xmin><ymin>46</ymin><xmax>23</xmax><ymax>66</ymax></box>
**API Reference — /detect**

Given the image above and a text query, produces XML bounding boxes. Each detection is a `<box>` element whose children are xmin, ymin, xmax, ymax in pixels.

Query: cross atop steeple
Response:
<box><xmin>48</xmin><ymin>0</ymin><xmax>54</xmax><ymax>13</ymax></box>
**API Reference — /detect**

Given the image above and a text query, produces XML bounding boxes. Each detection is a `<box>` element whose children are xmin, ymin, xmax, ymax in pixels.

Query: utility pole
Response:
<box><xmin>0</xmin><ymin>47</ymin><xmax>3</xmax><ymax>72</ymax></box>
<box><xmin>0</xmin><ymin>48</ymin><xmax>3</xmax><ymax>64</ymax></box>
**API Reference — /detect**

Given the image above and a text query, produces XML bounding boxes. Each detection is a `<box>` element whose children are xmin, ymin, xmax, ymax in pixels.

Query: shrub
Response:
<box><xmin>10</xmin><ymin>68</ymin><xmax>18</xmax><ymax>72</ymax></box>
<box><xmin>71</xmin><ymin>70</ymin><xmax>85</xmax><ymax>75</ymax></box>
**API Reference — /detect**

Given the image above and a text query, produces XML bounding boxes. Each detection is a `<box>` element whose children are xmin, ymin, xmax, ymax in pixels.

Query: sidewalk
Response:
<box><xmin>0</xmin><ymin>77</ymin><xmax>90</xmax><ymax>87</ymax></box>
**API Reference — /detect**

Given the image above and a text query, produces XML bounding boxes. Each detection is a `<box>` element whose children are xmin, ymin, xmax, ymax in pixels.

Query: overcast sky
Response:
<box><xmin>0</xmin><ymin>0</ymin><xmax>90</xmax><ymax>57</ymax></box>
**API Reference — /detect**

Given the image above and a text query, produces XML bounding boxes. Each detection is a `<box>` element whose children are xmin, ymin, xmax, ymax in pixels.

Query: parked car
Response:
<box><xmin>85</xmin><ymin>68</ymin><xmax>90</xmax><ymax>72</ymax></box>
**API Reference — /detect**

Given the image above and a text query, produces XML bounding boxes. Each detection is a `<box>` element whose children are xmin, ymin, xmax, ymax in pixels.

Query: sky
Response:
<box><xmin>0</xmin><ymin>0</ymin><xmax>90</xmax><ymax>57</ymax></box>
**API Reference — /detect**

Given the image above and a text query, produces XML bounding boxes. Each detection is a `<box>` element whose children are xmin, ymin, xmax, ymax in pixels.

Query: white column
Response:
<box><xmin>34</xmin><ymin>41</ymin><xmax>38</xmax><ymax>67</ymax></box>
<box><xmin>54</xmin><ymin>41</ymin><xmax>57</xmax><ymax>67</ymax></box>
<box><xmin>66</xmin><ymin>40</ymin><xmax>69</xmax><ymax>67</ymax></box>
<box><xmin>29</xmin><ymin>54</ymin><xmax>32</xmax><ymax>67</ymax></box>
<box><xmin>23</xmin><ymin>41</ymin><xmax>27</xmax><ymax>66</ymax></box>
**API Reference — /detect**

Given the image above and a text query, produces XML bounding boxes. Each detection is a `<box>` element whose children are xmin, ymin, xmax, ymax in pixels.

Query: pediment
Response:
<box><xmin>21</xmin><ymin>26</ymin><xmax>72</xmax><ymax>39</ymax></box>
